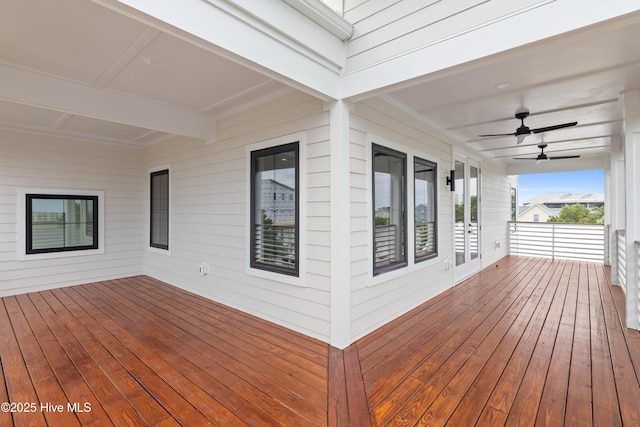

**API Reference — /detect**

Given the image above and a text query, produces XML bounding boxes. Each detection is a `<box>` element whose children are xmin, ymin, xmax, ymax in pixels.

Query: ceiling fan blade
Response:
<box><xmin>531</xmin><ymin>122</ymin><xmax>578</xmax><ymax>133</ymax></box>
<box><xmin>512</xmin><ymin>157</ymin><xmax>537</xmax><ymax>160</ymax></box>
<box><xmin>549</xmin><ymin>155</ymin><xmax>581</xmax><ymax>160</ymax></box>
<box><xmin>478</xmin><ymin>133</ymin><xmax>516</xmax><ymax>137</ymax></box>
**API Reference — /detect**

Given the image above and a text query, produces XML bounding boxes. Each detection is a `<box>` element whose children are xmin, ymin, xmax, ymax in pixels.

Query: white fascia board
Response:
<box><xmin>99</xmin><ymin>0</ymin><xmax>345</xmax><ymax>100</ymax></box>
<box><xmin>340</xmin><ymin>0</ymin><xmax>640</xmax><ymax>100</ymax></box>
<box><xmin>281</xmin><ymin>0</ymin><xmax>353</xmax><ymax>40</ymax></box>
<box><xmin>0</xmin><ymin>64</ymin><xmax>216</xmax><ymax>141</ymax></box>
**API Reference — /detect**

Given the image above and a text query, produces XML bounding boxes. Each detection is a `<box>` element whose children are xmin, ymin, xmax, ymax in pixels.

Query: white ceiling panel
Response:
<box><xmin>383</xmin><ymin>13</ymin><xmax>640</xmax><ymax>171</ymax></box>
<box><xmin>0</xmin><ymin>0</ymin><xmax>149</xmax><ymax>84</ymax></box>
<box><xmin>104</xmin><ymin>33</ymin><xmax>274</xmax><ymax>112</ymax></box>
<box><xmin>0</xmin><ymin>100</ymin><xmax>66</xmax><ymax>128</ymax></box>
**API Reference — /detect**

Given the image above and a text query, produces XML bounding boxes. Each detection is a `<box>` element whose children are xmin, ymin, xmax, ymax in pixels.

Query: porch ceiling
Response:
<box><xmin>0</xmin><ymin>0</ymin><xmax>290</xmax><ymax>147</ymax></box>
<box><xmin>381</xmin><ymin>11</ymin><xmax>640</xmax><ymax>174</ymax></box>
<box><xmin>2</xmin><ymin>0</ymin><xmax>640</xmax><ymax>167</ymax></box>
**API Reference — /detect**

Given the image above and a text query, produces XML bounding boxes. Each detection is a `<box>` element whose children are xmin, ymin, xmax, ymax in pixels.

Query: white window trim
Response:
<box><xmin>366</xmin><ymin>134</ymin><xmax>441</xmax><ymax>287</ymax></box>
<box><xmin>245</xmin><ymin>132</ymin><xmax>307</xmax><ymax>287</ymax></box>
<box><xmin>148</xmin><ymin>164</ymin><xmax>172</xmax><ymax>256</ymax></box>
<box><xmin>17</xmin><ymin>188</ymin><xmax>105</xmax><ymax>261</ymax></box>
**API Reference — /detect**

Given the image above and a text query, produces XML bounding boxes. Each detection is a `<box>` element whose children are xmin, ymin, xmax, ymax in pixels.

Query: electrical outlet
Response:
<box><xmin>199</xmin><ymin>261</ymin><xmax>210</xmax><ymax>276</ymax></box>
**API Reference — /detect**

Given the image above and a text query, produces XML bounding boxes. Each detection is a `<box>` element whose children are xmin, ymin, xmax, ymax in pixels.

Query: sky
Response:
<box><xmin>518</xmin><ymin>169</ymin><xmax>604</xmax><ymax>204</ymax></box>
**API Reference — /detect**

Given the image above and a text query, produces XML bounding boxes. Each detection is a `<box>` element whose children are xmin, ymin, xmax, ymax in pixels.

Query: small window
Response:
<box><xmin>150</xmin><ymin>169</ymin><xmax>169</xmax><ymax>250</ymax></box>
<box><xmin>373</xmin><ymin>144</ymin><xmax>407</xmax><ymax>275</ymax></box>
<box><xmin>250</xmin><ymin>142</ymin><xmax>299</xmax><ymax>276</ymax></box>
<box><xmin>26</xmin><ymin>194</ymin><xmax>98</xmax><ymax>254</ymax></box>
<box><xmin>533</xmin><ymin>213</ymin><xmax>540</xmax><ymax>222</ymax></box>
<box><xmin>414</xmin><ymin>157</ymin><xmax>437</xmax><ymax>262</ymax></box>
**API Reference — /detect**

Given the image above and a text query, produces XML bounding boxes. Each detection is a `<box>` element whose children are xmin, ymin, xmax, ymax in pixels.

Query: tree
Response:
<box><xmin>547</xmin><ymin>203</ymin><xmax>604</xmax><ymax>224</ymax></box>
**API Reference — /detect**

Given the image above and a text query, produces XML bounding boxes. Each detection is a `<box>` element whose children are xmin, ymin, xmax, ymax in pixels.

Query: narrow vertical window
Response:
<box><xmin>26</xmin><ymin>194</ymin><xmax>98</xmax><ymax>254</ymax></box>
<box><xmin>373</xmin><ymin>144</ymin><xmax>407</xmax><ymax>275</ymax></box>
<box><xmin>150</xmin><ymin>169</ymin><xmax>169</xmax><ymax>250</ymax></box>
<box><xmin>415</xmin><ymin>157</ymin><xmax>438</xmax><ymax>262</ymax></box>
<box><xmin>251</xmin><ymin>142</ymin><xmax>299</xmax><ymax>276</ymax></box>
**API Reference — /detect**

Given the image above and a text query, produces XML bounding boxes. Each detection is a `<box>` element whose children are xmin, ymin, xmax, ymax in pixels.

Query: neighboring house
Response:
<box><xmin>1</xmin><ymin>1</ymin><xmax>639</xmax><ymax>348</ymax></box>
<box><xmin>259</xmin><ymin>179</ymin><xmax>296</xmax><ymax>224</ymax></box>
<box><xmin>518</xmin><ymin>203</ymin><xmax>558</xmax><ymax>222</ymax></box>
<box><xmin>518</xmin><ymin>192</ymin><xmax>605</xmax><ymax>221</ymax></box>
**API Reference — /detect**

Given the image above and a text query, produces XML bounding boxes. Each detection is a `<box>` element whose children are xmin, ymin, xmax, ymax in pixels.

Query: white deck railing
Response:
<box><xmin>508</xmin><ymin>221</ymin><xmax>605</xmax><ymax>262</ymax></box>
<box><xmin>617</xmin><ymin>230</ymin><xmax>627</xmax><ymax>293</ymax></box>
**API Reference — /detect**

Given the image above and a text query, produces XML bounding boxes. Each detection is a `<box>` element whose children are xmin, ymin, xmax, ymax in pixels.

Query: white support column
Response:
<box><xmin>603</xmin><ymin>156</ymin><xmax>612</xmax><ymax>265</ymax></box>
<box><xmin>622</xmin><ymin>90</ymin><xmax>640</xmax><ymax>330</ymax></box>
<box><xmin>328</xmin><ymin>100</ymin><xmax>352</xmax><ymax>349</ymax></box>
<box><xmin>609</xmin><ymin>148</ymin><xmax>625</xmax><ymax>284</ymax></box>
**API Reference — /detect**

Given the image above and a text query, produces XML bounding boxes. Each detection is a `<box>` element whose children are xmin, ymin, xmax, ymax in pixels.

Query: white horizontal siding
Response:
<box><xmin>349</xmin><ymin>98</ymin><xmax>454</xmax><ymax>341</ymax></box>
<box><xmin>143</xmin><ymin>92</ymin><xmax>333</xmax><ymax>342</ymax></box>
<box><xmin>0</xmin><ymin>130</ymin><xmax>145</xmax><ymax>295</ymax></box>
<box><xmin>480</xmin><ymin>161</ymin><xmax>512</xmax><ymax>266</ymax></box>
<box><xmin>344</xmin><ymin>0</ymin><xmax>548</xmax><ymax>73</ymax></box>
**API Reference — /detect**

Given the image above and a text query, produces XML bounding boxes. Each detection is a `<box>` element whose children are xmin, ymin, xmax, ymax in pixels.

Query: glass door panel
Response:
<box><xmin>454</xmin><ymin>160</ymin><xmax>465</xmax><ymax>267</ymax></box>
<box><xmin>453</xmin><ymin>155</ymin><xmax>481</xmax><ymax>282</ymax></box>
<box><xmin>469</xmin><ymin>165</ymin><xmax>479</xmax><ymax>261</ymax></box>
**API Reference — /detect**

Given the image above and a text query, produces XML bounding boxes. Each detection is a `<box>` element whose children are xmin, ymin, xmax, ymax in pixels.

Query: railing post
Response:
<box><xmin>551</xmin><ymin>223</ymin><xmax>555</xmax><ymax>261</ymax></box>
<box><xmin>604</xmin><ymin>224</ymin><xmax>610</xmax><ymax>265</ymax></box>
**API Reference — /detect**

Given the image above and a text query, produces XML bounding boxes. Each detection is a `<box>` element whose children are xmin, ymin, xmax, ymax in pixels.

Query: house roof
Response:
<box><xmin>523</xmin><ymin>192</ymin><xmax>605</xmax><ymax>206</ymax></box>
<box><xmin>518</xmin><ymin>203</ymin><xmax>557</xmax><ymax>218</ymax></box>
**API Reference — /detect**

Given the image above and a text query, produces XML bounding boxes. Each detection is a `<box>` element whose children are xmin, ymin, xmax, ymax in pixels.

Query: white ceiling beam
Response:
<box><xmin>0</xmin><ymin>64</ymin><xmax>216</xmax><ymax>141</ymax></box>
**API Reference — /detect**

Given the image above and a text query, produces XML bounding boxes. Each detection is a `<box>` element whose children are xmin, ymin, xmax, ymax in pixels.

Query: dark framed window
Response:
<box><xmin>414</xmin><ymin>157</ymin><xmax>437</xmax><ymax>262</ymax></box>
<box><xmin>26</xmin><ymin>194</ymin><xmax>98</xmax><ymax>254</ymax></box>
<box><xmin>372</xmin><ymin>144</ymin><xmax>407</xmax><ymax>275</ymax></box>
<box><xmin>150</xmin><ymin>169</ymin><xmax>169</xmax><ymax>250</ymax></box>
<box><xmin>250</xmin><ymin>142</ymin><xmax>299</xmax><ymax>276</ymax></box>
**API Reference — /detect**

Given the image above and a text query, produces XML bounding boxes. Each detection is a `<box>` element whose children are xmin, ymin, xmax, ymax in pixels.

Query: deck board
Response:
<box><xmin>0</xmin><ymin>257</ymin><xmax>639</xmax><ymax>426</ymax></box>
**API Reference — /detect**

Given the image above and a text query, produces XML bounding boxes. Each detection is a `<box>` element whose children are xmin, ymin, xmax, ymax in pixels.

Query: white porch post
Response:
<box><xmin>608</xmin><ymin>145</ymin><xmax>625</xmax><ymax>284</ymax></box>
<box><xmin>622</xmin><ymin>90</ymin><xmax>640</xmax><ymax>330</ymax></box>
<box><xmin>329</xmin><ymin>100</ymin><xmax>352</xmax><ymax>348</ymax></box>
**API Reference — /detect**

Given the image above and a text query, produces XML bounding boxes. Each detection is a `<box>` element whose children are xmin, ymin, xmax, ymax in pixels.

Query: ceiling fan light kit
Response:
<box><xmin>479</xmin><ymin>108</ymin><xmax>578</xmax><ymax>144</ymax></box>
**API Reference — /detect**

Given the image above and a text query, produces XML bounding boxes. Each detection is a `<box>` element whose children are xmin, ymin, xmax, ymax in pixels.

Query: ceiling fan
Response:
<box><xmin>513</xmin><ymin>144</ymin><xmax>580</xmax><ymax>164</ymax></box>
<box><xmin>479</xmin><ymin>108</ymin><xmax>577</xmax><ymax>144</ymax></box>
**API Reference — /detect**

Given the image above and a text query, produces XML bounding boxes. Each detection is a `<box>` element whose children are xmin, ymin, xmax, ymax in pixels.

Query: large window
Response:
<box><xmin>414</xmin><ymin>157</ymin><xmax>437</xmax><ymax>261</ymax></box>
<box><xmin>250</xmin><ymin>142</ymin><xmax>299</xmax><ymax>276</ymax></box>
<box><xmin>26</xmin><ymin>194</ymin><xmax>98</xmax><ymax>254</ymax></box>
<box><xmin>150</xmin><ymin>169</ymin><xmax>169</xmax><ymax>250</ymax></box>
<box><xmin>373</xmin><ymin>144</ymin><xmax>407</xmax><ymax>275</ymax></box>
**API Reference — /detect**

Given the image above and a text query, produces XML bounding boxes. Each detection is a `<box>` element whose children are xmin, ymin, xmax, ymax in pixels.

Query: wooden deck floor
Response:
<box><xmin>1</xmin><ymin>256</ymin><xmax>639</xmax><ymax>426</ymax></box>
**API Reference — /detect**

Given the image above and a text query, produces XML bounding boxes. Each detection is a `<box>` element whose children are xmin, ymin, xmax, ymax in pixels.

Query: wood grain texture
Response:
<box><xmin>1</xmin><ymin>257</ymin><xmax>639</xmax><ymax>426</ymax></box>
